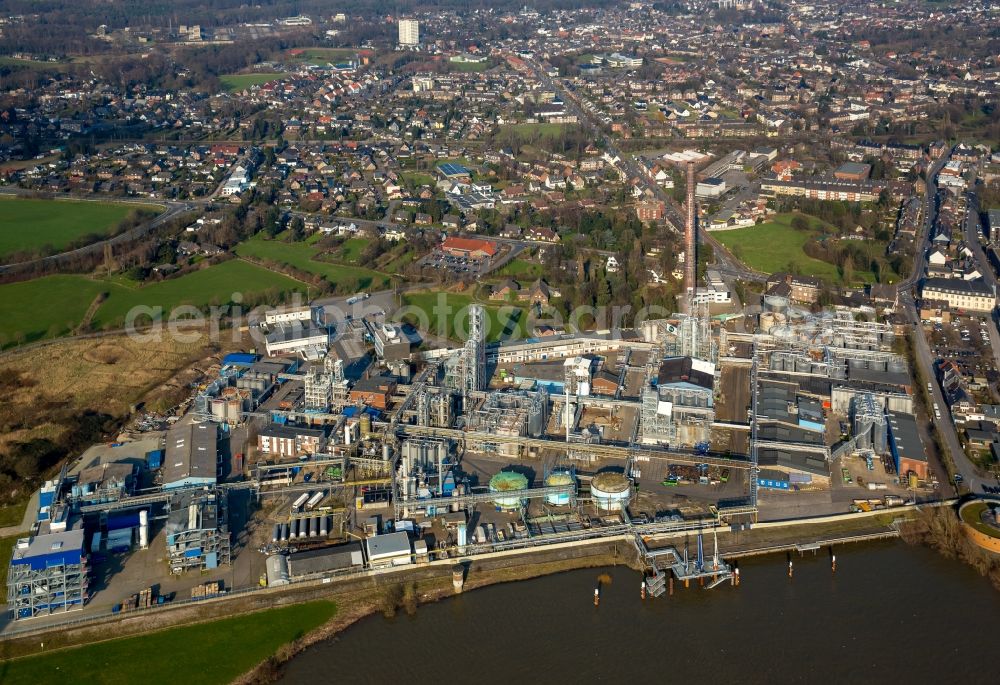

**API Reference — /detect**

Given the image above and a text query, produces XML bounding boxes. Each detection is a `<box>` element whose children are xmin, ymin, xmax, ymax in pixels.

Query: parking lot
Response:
<box><xmin>419</xmin><ymin>249</ymin><xmax>492</xmax><ymax>276</ymax></box>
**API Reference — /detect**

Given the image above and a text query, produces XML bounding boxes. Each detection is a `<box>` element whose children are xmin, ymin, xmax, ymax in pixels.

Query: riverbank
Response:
<box><xmin>899</xmin><ymin>503</ymin><xmax>1000</xmax><ymax>591</ymax></box>
<box><xmin>237</xmin><ymin>540</ymin><xmax>634</xmax><ymax>684</ymax></box>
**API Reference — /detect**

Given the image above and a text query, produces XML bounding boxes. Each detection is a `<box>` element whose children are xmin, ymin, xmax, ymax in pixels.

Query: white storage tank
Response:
<box><xmin>590</xmin><ymin>472</ymin><xmax>632</xmax><ymax>511</ymax></box>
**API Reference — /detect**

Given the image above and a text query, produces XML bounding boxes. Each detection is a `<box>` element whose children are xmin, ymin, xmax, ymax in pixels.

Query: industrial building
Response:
<box><xmin>7</xmin><ymin>530</ymin><xmax>88</xmax><ymax>620</ymax></box>
<box><xmin>163</xmin><ymin>421</ymin><xmax>218</xmax><ymax>490</ymax></box>
<box><xmin>164</xmin><ymin>489</ymin><xmax>231</xmax><ymax>573</ymax></box>
<box><xmin>365</xmin><ymin>532</ymin><xmax>412</xmax><ymax>567</ymax></box>
<box><xmin>887</xmin><ymin>411</ymin><xmax>928</xmax><ymax>480</ymax></box>
<box><xmin>264</xmin><ymin>322</ymin><xmax>329</xmax><ymax>358</ymax></box>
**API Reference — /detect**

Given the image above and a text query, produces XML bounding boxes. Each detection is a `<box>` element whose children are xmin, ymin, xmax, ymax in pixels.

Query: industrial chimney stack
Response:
<box><xmin>684</xmin><ymin>161</ymin><xmax>697</xmax><ymax>298</ymax></box>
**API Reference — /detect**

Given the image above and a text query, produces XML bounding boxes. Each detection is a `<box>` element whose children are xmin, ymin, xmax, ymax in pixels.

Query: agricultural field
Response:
<box><xmin>0</xmin><ymin>198</ymin><xmax>158</xmax><ymax>261</ymax></box>
<box><xmin>0</xmin><ymin>601</ymin><xmax>338</xmax><ymax>685</ymax></box>
<box><xmin>0</xmin><ymin>261</ymin><xmax>302</xmax><ymax>345</ymax></box>
<box><xmin>400</xmin><ymin>291</ymin><xmax>525</xmax><ymax>342</ymax></box>
<box><xmin>236</xmin><ymin>234</ymin><xmax>390</xmax><ymax>292</ymax></box>
<box><xmin>714</xmin><ymin>213</ymin><xmax>878</xmax><ymax>284</ymax></box>
<box><xmin>219</xmin><ymin>72</ymin><xmax>284</xmax><ymax>91</ymax></box>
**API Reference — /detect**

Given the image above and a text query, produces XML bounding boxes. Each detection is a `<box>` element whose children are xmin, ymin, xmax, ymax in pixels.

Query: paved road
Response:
<box><xmin>522</xmin><ymin>58</ymin><xmax>764</xmax><ymax>286</ymax></box>
<box><xmin>898</xmin><ymin>155</ymin><xmax>990</xmax><ymax>494</ymax></box>
<box><xmin>0</xmin><ymin>187</ymin><xmax>194</xmax><ymax>273</ymax></box>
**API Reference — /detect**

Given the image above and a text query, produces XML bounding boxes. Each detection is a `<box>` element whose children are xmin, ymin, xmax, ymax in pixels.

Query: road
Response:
<box><xmin>896</xmin><ymin>155</ymin><xmax>991</xmax><ymax>494</ymax></box>
<box><xmin>522</xmin><ymin>57</ymin><xmax>763</xmax><ymax>285</ymax></box>
<box><xmin>0</xmin><ymin>187</ymin><xmax>194</xmax><ymax>274</ymax></box>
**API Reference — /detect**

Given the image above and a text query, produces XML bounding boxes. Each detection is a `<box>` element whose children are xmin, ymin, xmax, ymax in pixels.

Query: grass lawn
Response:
<box><xmin>497</xmin><ymin>258</ymin><xmax>542</xmax><ymax>280</ymax></box>
<box><xmin>219</xmin><ymin>72</ymin><xmax>284</xmax><ymax>91</ymax></box>
<box><xmin>500</xmin><ymin>122</ymin><xmax>579</xmax><ymax>141</ymax></box>
<box><xmin>449</xmin><ymin>59</ymin><xmax>491</xmax><ymax>72</ymax></box>
<box><xmin>288</xmin><ymin>48</ymin><xmax>358</xmax><ymax>62</ymax></box>
<box><xmin>336</xmin><ymin>237</ymin><xmax>371</xmax><ymax>263</ymax></box>
<box><xmin>91</xmin><ymin>260</ymin><xmax>303</xmax><ymax>329</ymax></box>
<box><xmin>0</xmin><ymin>275</ymin><xmax>113</xmax><ymax>346</ymax></box>
<box><xmin>0</xmin><ymin>534</ymin><xmax>19</xmax><ymax>587</ymax></box>
<box><xmin>400</xmin><ymin>291</ymin><xmax>525</xmax><ymax>342</ymax></box>
<box><xmin>0</xmin><ymin>198</ymin><xmax>157</xmax><ymax>261</ymax></box>
<box><xmin>236</xmin><ymin>235</ymin><xmax>389</xmax><ymax>292</ymax></box>
<box><xmin>0</xmin><ymin>261</ymin><xmax>304</xmax><ymax>345</ymax></box>
<box><xmin>714</xmin><ymin>213</ymin><xmax>875</xmax><ymax>284</ymax></box>
<box><xmin>0</xmin><ymin>501</ymin><xmax>27</xmax><ymax>529</ymax></box>
<box><xmin>401</xmin><ymin>171</ymin><xmax>435</xmax><ymax>187</ymax></box>
<box><xmin>0</xmin><ymin>601</ymin><xmax>337</xmax><ymax>685</ymax></box>
<box><xmin>961</xmin><ymin>502</ymin><xmax>1000</xmax><ymax>539</ymax></box>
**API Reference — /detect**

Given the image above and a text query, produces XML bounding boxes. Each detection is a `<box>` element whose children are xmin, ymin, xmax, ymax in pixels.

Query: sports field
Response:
<box><xmin>0</xmin><ymin>198</ymin><xmax>156</xmax><ymax>261</ymax></box>
<box><xmin>235</xmin><ymin>234</ymin><xmax>389</xmax><ymax>292</ymax></box>
<box><xmin>0</xmin><ymin>601</ymin><xmax>337</xmax><ymax>685</ymax></box>
<box><xmin>219</xmin><ymin>72</ymin><xmax>284</xmax><ymax>91</ymax></box>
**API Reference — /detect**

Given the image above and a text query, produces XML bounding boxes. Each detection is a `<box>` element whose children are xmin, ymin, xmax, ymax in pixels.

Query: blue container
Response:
<box><xmin>146</xmin><ymin>449</ymin><xmax>163</xmax><ymax>469</ymax></box>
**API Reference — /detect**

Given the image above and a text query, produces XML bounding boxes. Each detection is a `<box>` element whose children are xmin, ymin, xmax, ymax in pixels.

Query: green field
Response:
<box><xmin>90</xmin><ymin>260</ymin><xmax>303</xmax><ymax>328</ymax></box>
<box><xmin>0</xmin><ymin>261</ymin><xmax>304</xmax><ymax>345</ymax></box>
<box><xmin>0</xmin><ymin>601</ymin><xmax>337</xmax><ymax>685</ymax></box>
<box><xmin>0</xmin><ymin>275</ymin><xmax>113</xmax><ymax>345</ymax></box>
<box><xmin>288</xmin><ymin>48</ymin><xmax>358</xmax><ymax>63</ymax></box>
<box><xmin>448</xmin><ymin>59</ymin><xmax>492</xmax><ymax>72</ymax></box>
<box><xmin>0</xmin><ymin>198</ymin><xmax>156</xmax><ymax>260</ymax></box>
<box><xmin>219</xmin><ymin>72</ymin><xmax>284</xmax><ymax>91</ymax></box>
<box><xmin>500</xmin><ymin>123</ymin><xmax>578</xmax><ymax>140</ymax></box>
<box><xmin>714</xmin><ymin>213</ymin><xmax>875</xmax><ymax>284</ymax></box>
<box><xmin>0</xmin><ymin>500</ymin><xmax>28</xmax><ymax>529</ymax></box>
<box><xmin>336</xmin><ymin>237</ymin><xmax>371</xmax><ymax>263</ymax></box>
<box><xmin>497</xmin><ymin>258</ymin><xmax>543</xmax><ymax>280</ymax></box>
<box><xmin>236</xmin><ymin>235</ymin><xmax>389</xmax><ymax>292</ymax></box>
<box><xmin>400</xmin><ymin>292</ymin><xmax>524</xmax><ymax>342</ymax></box>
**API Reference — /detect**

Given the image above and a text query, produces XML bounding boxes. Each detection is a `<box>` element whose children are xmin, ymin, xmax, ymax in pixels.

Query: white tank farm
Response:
<box><xmin>590</xmin><ymin>472</ymin><xmax>632</xmax><ymax>511</ymax></box>
<box><xmin>489</xmin><ymin>471</ymin><xmax>529</xmax><ymax>511</ymax></box>
<box><xmin>544</xmin><ymin>469</ymin><xmax>575</xmax><ymax>506</ymax></box>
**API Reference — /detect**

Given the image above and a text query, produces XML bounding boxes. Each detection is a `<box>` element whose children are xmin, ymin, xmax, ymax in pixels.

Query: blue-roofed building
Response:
<box><xmin>7</xmin><ymin>529</ymin><xmax>88</xmax><ymax>620</ymax></box>
<box><xmin>436</xmin><ymin>162</ymin><xmax>472</xmax><ymax>181</ymax></box>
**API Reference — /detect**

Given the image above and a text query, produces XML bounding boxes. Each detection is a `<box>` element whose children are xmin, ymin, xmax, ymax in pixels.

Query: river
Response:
<box><xmin>279</xmin><ymin>542</ymin><xmax>1000</xmax><ymax>684</ymax></box>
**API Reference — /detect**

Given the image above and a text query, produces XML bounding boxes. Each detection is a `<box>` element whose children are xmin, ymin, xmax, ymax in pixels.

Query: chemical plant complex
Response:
<box><xmin>4</xmin><ymin>166</ymin><xmax>933</xmax><ymax>626</ymax></box>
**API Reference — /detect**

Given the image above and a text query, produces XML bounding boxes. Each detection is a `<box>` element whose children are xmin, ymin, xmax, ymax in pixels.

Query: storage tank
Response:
<box><xmin>763</xmin><ymin>294</ymin><xmax>789</xmax><ymax>313</ymax></box>
<box><xmin>291</xmin><ymin>518</ymin><xmax>300</xmax><ymax>539</ymax></box>
<box><xmin>488</xmin><ymin>471</ymin><xmax>529</xmax><ymax>511</ymax></box>
<box><xmin>281</xmin><ymin>523</ymin><xmax>289</xmax><ymax>542</ymax></box>
<box><xmin>319</xmin><ymin>516</ymin><xmax>328</xmax><ymax>537</ymax></box>
<box><xmin>544</xmin><ymin>469</ymin><xmax>575</xmax><ymax>506</ymax></box>
<box><xmin>272</xmin><ymin>524</ymin><xmax>281</xmax><ymax>543</ymax></box>
<box><xmin>138</xmin><ymin>509</ymin><xmax>149</xmax><ymax>550</ymax></box>
<box><xmin>590</xmin><ymin>472</ymin><xmax>632</xmax><ymax>511</ymax></box>
<box><xmin>360</xmin><ymin>414</ymin><xmax>372</xmax><ymax>438</ymax></box>
<box><xmin>308</xmin><ymin>516</ymin><xmax>318</xmax><ymax>538</ymax></box>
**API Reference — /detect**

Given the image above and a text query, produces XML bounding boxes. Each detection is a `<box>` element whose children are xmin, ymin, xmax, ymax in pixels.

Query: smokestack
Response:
<box><xmin>685</xmin><ymin>161</ymin><xmax>697</xmax><ymax>298</ymax></box>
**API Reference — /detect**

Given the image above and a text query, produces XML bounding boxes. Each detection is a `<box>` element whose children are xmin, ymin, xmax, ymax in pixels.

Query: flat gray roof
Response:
<box><xmin>366</xmin><ymin>531</ymin><xmax>410</xmax><ymax>560</ymax></box>
<box><xmin>163</xmin><ymin>421</ymin><xmax>217</xmax><ymax>487</ymax></box>
<box><xmin>888</xmin><ymin>411</ymin><xmax>926</xmax><ymax>463</ymax></box>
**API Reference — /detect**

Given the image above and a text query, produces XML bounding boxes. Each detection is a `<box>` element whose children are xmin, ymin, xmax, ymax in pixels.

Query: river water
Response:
<box><xmin>279</xmin><ymin>542</ymin><xmax>1000</xmax><ymax>684</ymax></box>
